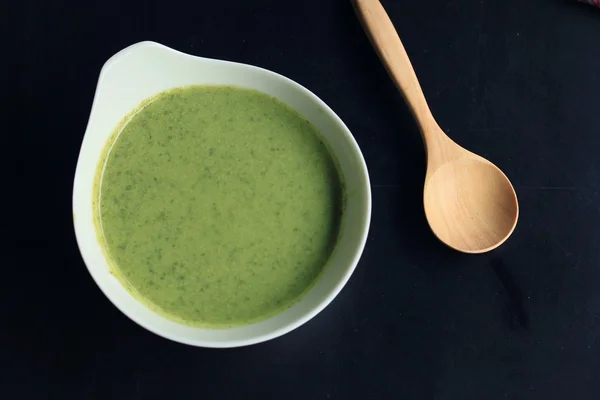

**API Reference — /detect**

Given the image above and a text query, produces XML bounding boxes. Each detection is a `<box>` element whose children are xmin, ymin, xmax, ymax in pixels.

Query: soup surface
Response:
<box><xmin>96</xmin><ymin>85</ymin><xmax>344</xmax><ymax>327</ymax></box>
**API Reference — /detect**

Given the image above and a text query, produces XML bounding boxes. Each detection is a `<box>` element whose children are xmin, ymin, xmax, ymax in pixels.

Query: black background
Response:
<box><xmin>3</xmin><ymin>0</ymin><xmax>600</xmax><ymax>399</ymax></box>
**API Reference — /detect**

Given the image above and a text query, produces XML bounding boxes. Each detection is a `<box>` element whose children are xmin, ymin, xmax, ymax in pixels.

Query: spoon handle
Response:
<box><xmin>353</xmin><ymin>0</ymin><xmax>436</xmax><ymax>133</ymax></box>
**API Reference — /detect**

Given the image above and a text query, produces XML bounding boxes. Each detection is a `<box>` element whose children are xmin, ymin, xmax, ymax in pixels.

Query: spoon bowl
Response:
<box><xmin>354</xmin><ymin>0</ymin><xmax>518</xmax><ymax>253</ymax></box>
<box><xmin>424</xmin><ymin>155</ymin><xmax>519</xmax><ymax>253</ymax></box>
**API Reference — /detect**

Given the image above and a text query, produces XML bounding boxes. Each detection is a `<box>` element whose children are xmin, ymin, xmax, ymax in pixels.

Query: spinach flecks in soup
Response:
<box><xmin>96</xmin><ymin>86</ymin><xmax>344</xmax><ymax>327</ymax></box>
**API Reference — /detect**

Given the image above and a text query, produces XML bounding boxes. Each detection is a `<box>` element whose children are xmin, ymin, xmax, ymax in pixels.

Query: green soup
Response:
<box><xmin>95</xmin><ymin>86</ymin><xmax>344</xmax><ymax>327</ymax></box>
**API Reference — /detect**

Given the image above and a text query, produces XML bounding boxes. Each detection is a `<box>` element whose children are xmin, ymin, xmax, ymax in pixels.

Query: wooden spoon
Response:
<box><xmin>353</xmin><ymin>0</ymin><xmax>519</xmax><ymax>253</ymax></box>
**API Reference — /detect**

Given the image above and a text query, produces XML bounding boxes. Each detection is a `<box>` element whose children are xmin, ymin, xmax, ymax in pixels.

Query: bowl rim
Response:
<box><xmin>72</xmin><ymin>41</ymin><xmax>372</xmax><ymax>347</ymax></box>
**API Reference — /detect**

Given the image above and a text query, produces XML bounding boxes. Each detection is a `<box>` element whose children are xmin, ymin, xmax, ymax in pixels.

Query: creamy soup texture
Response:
<box><xmin>95</xmin><ymin>86</ymin><xmax>344</xmax><ymax>327</ymax></box>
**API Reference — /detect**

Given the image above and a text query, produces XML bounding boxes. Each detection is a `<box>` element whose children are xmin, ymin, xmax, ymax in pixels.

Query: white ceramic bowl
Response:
<box><xmin>73</xmin><ymin>41</ymin><xmax>371</xmax><ymax>347</ymax></box>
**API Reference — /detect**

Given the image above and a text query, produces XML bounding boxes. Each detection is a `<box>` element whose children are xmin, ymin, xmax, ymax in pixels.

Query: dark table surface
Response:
<box><xmin>3</xmin><ymin>0</ymin><xmax>600</xmax><ymax>399</ymax></box>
